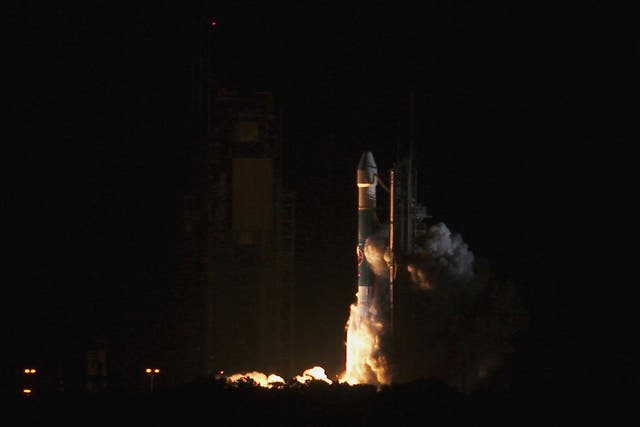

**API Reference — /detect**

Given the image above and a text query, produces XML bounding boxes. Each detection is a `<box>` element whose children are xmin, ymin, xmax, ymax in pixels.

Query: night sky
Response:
<box><xmin>10</xmin><ymin>1</ymin><xmax>633</xmax><ymax>394</ymax></box>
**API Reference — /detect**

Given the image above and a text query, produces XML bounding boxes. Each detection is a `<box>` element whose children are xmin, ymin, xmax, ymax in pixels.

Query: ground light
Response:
<box><xmin>145</xmin><ymin>368</ymin><xmax>161</xmax><ymax>392</ymax></box>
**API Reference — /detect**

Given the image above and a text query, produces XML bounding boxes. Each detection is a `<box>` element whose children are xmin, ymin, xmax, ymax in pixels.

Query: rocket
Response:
<box><xmin>356</xmin><ymin>151</ymin><xmax>378</xmax><ymax>310</ymax></box>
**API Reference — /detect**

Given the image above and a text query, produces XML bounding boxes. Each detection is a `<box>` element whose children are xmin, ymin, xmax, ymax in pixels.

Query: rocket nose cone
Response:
<box><xmin>358</xmin><ymin>151</ymin><xmax>377</xmax><ymax>171</ymax></box>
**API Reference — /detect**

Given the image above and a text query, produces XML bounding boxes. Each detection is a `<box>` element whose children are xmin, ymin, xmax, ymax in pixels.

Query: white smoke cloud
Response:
<box><xmin>410</xmin><ymin>222</ymin><xmax>475</xmax><ymax>290</ymax></box>
<box><xmin>399</xmin><ymin>222</ymin><xmax>527</xmax><ymax>393</ymax></box>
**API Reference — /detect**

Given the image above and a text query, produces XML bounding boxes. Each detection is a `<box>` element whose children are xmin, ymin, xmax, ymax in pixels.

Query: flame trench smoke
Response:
<box><xmin>403</xmin><ymin>222</ymin><xmax>526</xmax><ymax>392</ymax></box>
<box><xmin>341</xmin><ymin>221</ymin><xmax>526</xmax><ymax>392</ymax></box>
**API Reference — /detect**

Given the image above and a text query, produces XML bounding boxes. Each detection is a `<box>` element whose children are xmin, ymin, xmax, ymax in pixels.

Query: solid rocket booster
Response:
<box><xmin>356</xmin><ymin>151</ymin><xmax>378</xmax><ymax>309</ymax></box>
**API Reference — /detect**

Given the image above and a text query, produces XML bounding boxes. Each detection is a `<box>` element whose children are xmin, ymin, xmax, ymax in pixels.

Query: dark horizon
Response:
<box><xmin>10</xmin><ymin>1</ymin><xmax>632</xmax><ymax>398</ymax></box>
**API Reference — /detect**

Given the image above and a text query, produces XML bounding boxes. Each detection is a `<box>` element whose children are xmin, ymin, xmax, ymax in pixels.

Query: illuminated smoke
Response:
<box><xmin>364</xmin><ymin>226</ymin><xmax>391</xmax><ymax>278</ymax></box>
<box><xmin>225</xmin><ymin>366</ymin><xmax>334</xmax><ymax>388</ymax></box>
<box><xmin>225</xmin><ymin>371</ymin><xmax>285</xmax><ymax>388</ymax></box>
<box><xmin>294</xmin><ymin>366</ymin><xmax>333</xmax><ymax>384</ymax></box>
<box><xmin>339</xmin><ymin>221</ymin><xmax>526</xmax><ymax>392</ymax></box>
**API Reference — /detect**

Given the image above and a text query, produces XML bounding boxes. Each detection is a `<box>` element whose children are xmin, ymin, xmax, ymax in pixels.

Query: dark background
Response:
<box><xmin>9</xmin><ymin>1</ymin><xmax>634</xmax><ymax>395</ymax></box>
